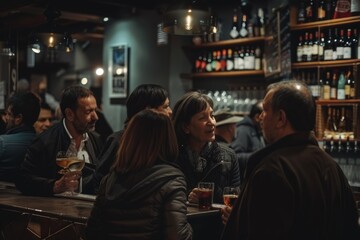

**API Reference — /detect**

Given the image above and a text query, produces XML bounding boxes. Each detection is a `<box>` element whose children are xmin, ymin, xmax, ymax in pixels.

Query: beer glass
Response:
<box><xmin>223</xmin><ymin>186</ymin><xmax>240</xmax><ymax>207</ymax></box>
<box><xmin>198</xmin><ymin>182</ymin><xmax>214</xmax><ymax>210</ymax></box>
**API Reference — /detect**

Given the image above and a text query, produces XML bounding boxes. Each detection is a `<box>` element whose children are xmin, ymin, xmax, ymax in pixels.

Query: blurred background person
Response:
<box><xmin>231</xmin><ymin>100</ymin><xmax>265</xmax><ymax>182</ymax></box>
<box><xmin>0</xmin><ymin>92</ymin><xmax>40</xmax><ymax>182</ymax></box>
<box><xmin>86</xmin><ymin>109</ymin><xmax>192</xmax><ymax>240</ymax></box>
<box><xmin>172</xmin><ymin>91</ymin><xmax>240</xmax><ymax>204</ymax></box>
<box><xmin>33</xmin><ymin>102</ymin><xmax>54</xmax><ymax>135</ymax></box>
<box><xmin>214</xmin><ymin>109</ymin><xmax>243</xmax><ymax>146</ymax></box>
<box><xmin>92</xmin><ymin>84</ymin><xmax>172</xmax><ymax>193</ymax></box>
<box><xmin>15</xmin><ymin>85</ymin><xmax>103</xmax><ymax>196</ymax></box>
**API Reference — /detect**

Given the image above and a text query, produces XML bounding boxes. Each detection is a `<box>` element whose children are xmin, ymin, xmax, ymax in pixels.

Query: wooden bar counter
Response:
<box><xmin>0</xmin><ymin>182</ymin><xmax>223</xmax><ymax>240</ymax></box>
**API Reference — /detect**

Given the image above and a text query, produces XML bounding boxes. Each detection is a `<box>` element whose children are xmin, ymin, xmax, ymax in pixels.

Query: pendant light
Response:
<box><xmin>162</xmin><ymin>0</ymin><xmax>216</xmax><ymax>35</ymax></box>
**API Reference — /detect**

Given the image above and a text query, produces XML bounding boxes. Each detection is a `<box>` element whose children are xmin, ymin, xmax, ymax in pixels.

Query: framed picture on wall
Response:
<box><xmin>109</xmin><ymin>44</ymin><xmax>128</xmax><ymax>100</ymax></box>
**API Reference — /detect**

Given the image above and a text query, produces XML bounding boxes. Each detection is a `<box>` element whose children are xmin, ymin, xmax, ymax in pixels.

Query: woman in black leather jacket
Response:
<box><xmin>86</xmin><ymin>109</ymin><xmax>192</xmax><ymax>240</ymax></box>
<box><xmin>172</xmin><ymin>91</ymin><xmax>241</xmax><ymax>204</ymax></box>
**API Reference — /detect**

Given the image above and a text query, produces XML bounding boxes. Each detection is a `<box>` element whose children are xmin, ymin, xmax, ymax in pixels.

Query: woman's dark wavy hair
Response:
<box><xmin>125</xmin><ymin>84</ymin><xmax>169</xmax><ymax>124</ymax></box>
<box><xmin>171</xmin><ymin>91</ymin><xmax>213</xmax><ymax>145</ymax></box>
<box><xmin>266</xmin><ymin>80</ymin><xmax>315</xmax><ymax>132</ymax></box>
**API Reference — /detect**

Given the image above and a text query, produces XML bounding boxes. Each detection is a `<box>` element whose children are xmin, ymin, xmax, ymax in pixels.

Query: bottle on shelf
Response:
<box><xmin>317</xmin><ymin>0</ymin><xmax>327</xmax><ymax>21</ymax></box>
<box><xmin>324</xmin><ymin>28</ymin><xmax>333</xmax><ymax>61</ymax></box>
<box><xmin>351</xmin><ymin>28</ymin><xmax>359</xmax><ymax>59</ymax></box>
<box><xmin>239</xmin><ymin>14</ymin><xmax>249</xmax><ymax>38</ymax></box>
<box><xmin>297</xmin><ymin>0</ymin><xmax>306</xmax><ymax>23</ymax></box>
<box><xmin>338</xmin><ymin>107</ymin><xmax>347</xmax><ymax>132</ymax></box>
<box><xmin>305</xmin><ymin>0</ymin><xmax>316</xmax><ymax>22</ymax></box>
<box><xmin>332</xmin><ymin>28</ymin><xmax>339</xmax><ymax>60</ymax></box>
<box><xmin>330</xmin><ymin>71</ymin><xmax>338</xmax><ymax>100</ymax></box>
<box><xmin>319</xmin><ymin>77</ymin><xmax>324</xmax><ymax>99</ymax></box>
<box><xmin>333</xmin><ymin>0</ymin><xmax>351</xmax><ymax>18</ymax></box>
<box><xmin>258</xmin><ymin>8</ymin><xmax>265</xmax><ymax>36</ymax></box>
<box><xmin>319</xmin><ymin>31</ymin><xmax>325</xmax><ymax>61</ymax></box>
<box><xmin>206</xmin><ymin>51</ymin><xmax>213</xmax><ymax>72</ymax></box>
<box><xmin>312</xmin><ymin>31</ymin><xmax>319</xmax><ymax>61</ymax></box>
<box><xmin>229</xmin><ymin>8</ymin><xmax>240</xmax><ymax>39</ymax></box>
<box><xmin>226</xmin><ymin>49</ymin><xmax>234</xmax><ymax>71</ymax></box>
<box><xmin>233</xmin><ymin>47</ymin><xmax>240</xmax><ymax>70</ymax></box>
<box><xmin>336</xmin><ymin>29</ymin><xmax>344</xmax><ymax>60</ymax></box>
<box><xmin>337</xmin><ymin>71</ymin><xmax>346</xmax><ymax>100</ymax></box>
<box><xmin>302</xmin><ymin>32</ymin><xmax>310</xmax><ymax>62</ymax></box>
<box><xmin>254</xmin><ymin>46</ymin><xmax>262</xmax><ymax>70</ymax></box>
<box><xmin>351</xmin><ymin>0</ymin><xmax>360</xmax><ymax>16</ymax></box>
<box><xmin>350</xmin><ymin>72</ymin><xmax>356</xmax><ymax>98</ymax></box>
<box><xmin>325</xmin><ymin>107</ymin><xmax>334</xmax><ymax>132</ymax></box>
<box><xmin>220</xmin><ymin>49</ymin><xmax>227</xmax><ymax>72</ymax></box>
<box><xmin>307</xmin><ymin>32</ymin><xmax>314</xmax><ymax>61</ymax></box>
<box><xmin>343</xmin><ymin>28</ymin><xmax>352</xmax><ymax>59</ymax></box>
<box><xmin>297</xmin><ymin>35</ymin><xmax>304</xmax><ymax>62</ymax></box>
<box><xmin>323</xmin><ymin>71</ymin><xmax>331</xmax><ymax>100</ymax></box>
<box><xmin>345</xmin><ymin>70</ymin><xmax>352</xmax><ymax>99</ymax></box>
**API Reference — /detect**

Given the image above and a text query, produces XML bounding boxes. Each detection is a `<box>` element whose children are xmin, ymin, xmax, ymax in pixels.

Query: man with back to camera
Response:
<box><xmin>231</xmin><ymin>100</ymin><xmax>265</xmax><ymax>182</ymax></box>
<box><xmin>16</xmin><ymin>85</ymin><xmax>103</xmax><ymax>196</ymax></box>
<box><xmin>221</xmin><ymin>80</ymin><xmax>360</xmax><ymax>239</ymax></box>
<box><xmin>0</xmin><ymin>92</ymin><xmax>40</xmax><ymax>182</ymax></box>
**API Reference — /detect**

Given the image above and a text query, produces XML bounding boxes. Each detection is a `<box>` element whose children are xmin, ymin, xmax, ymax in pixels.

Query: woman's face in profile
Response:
<box><xmin>155</xmin><ymin>98</ymin><xmax>172</xmax><ymax>117</ymax></box>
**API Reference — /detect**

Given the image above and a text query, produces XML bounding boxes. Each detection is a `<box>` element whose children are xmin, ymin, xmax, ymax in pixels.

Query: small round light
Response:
<box><xmin>95</xmin><ymin>67</ymin><xmax>104</xmax><ymax>76</ymax></box>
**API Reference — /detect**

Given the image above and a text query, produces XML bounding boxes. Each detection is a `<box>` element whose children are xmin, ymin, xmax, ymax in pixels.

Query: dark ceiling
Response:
<box><xmin>0</xmin><ymin>0</ymin><xmax>241</xmax><ymax>43</ymax></box>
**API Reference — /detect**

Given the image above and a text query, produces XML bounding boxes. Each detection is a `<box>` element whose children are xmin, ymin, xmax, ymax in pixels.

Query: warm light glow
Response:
<box><xmin>185</xmin><ymin>10</ymin><xmax>193</xmax><ymax>31</ymax></box>
<box><xmin>116</xmin><ymin>67</ymin><xmax>123</xmax><ymax>75</ymax></box>
<box><xmin>48</xmin><ymin>34</ymin><xmax>55</xmax><ymax>48</ymax></box>
<box><xmin>81</xmin><ymin>77</ymin><xmax>88</xmax><ymax>85</ymax></box>
<box><xmin>95</xmin><ymin>67</ymin><xmax>104</xmax><ymax>76</ymax></box>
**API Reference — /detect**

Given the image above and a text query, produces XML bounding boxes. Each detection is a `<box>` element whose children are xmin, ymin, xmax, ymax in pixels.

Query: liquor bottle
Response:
<box><xmin>338</xmin><ymin>107</ymin><xmax>347</xmax><ymax>133</ymax></box>
<box><xmin>332</xmin><ymin>28</ymin><xmax>339</xmax><ymax>60</ymax></box>
<box><xmin>318</xmin><ymin>0</ymin><xmax>327</xmax><ymax>20</ymax></box>
<box><xmin>325</xmin><ymin>107</ymin><xmax>334</xmax><ymax>131</ymax></box>
<box><xmin>211</xmin><ymin>50</ymin><xmax>218</xmax><ymax>71</ymax></box>
<box><xmin>302</xmin><ymin>32</ymin><xmax>310</xmax><ymax>62</ymax></box>
<box><xmin>323</xmin><ymin>71</ymin><xmax>331</xmax><ymax>99</ymax></box>
<box><xmin>351</xmin><ymin>28</ymin><xmax>358</xmax><ymax>59</ymax></box>
<box><xmin>307</xmin><ymin>32</ymin><xmax>314</xmax><ymax>61</ymax></box>
<box><xmin>324</xmin><ymin>29</ymin><xmax>333</xmax><ymax>60</ymax></box>
<box><xmin>206</xmin><ymin>51</ymin><xmax>212</xmax><ymax>72</ymax></box>
<box><xmin>233</xmin><ymin>48</ymin><xmax>240</xmax><ymax>70</ymax></box>
<box><xmin>244</xmin><ymin>46</ymin><xmax>255</xmax><ymax>69</ymax></box>
<box><xmin>229</xmin><ymin>8</ymin><xmax>239</xmax><ymax>39</ymax></box>
<box><xmin>350</xmin><ymin>71</ymin><xmax>356</xmax><ymax>98</ymax></box>
<box><xmin>343</xmin><ymin>28</ymin><xmax>352</xmax><ymax>59</ymax></box>
<box><xmin>319</xmin><ymin>77</ymin><xmax>324</xmax><ymax>99</ymax></box>
<box><xmin>345</xmin><ymin>70</ymin><xmax>352</xmax><ymax>99</ymax></box>
<box><xmin>195</xmin><ymin>55</ymin><xmax>202</xmax><ymax>73</ymax></box>
<box><xmin>220</xmin><ymin>49</ymin><xmax>227</xmax><ymax>71</ymax></box>
<box><xmin>330</xmin><ymin>0</ymin><xmax>337</xmax><ymax>18</ymax></box>
<box><xmin>298</xmin><ymin>0</ymin><xmax>306</xmax><ymax>23</ymax></box>
<box><xmin>336</xmin><ymin>29</ymin><xmax>344</xmax><ymax>59</ymax></box>
<box><xmin>238</xmin><ymin>46</ymin><xmax>245</xmax><ymax>70</ymax></box>
<box><xmin>318</xmin><ymin>31</ymin><xmax>325</xmax><ymax>60</ymax></box>
<box><xmin>200</xmin><ymin>52</ymin><xmax>207</xmax><ymax>72</ymax></box>
<box><xmin>312</xmin><ymin>31</ymin><xmax>319</xmax><ymax>61</ymax></box>
<box><xmin>297</xmin><ymin>35</ymin><xmax>304</xmax><ymax>62</ymax></box>
<box><xmin>351</xmin><ymin>0</ymin><xmax>360</xmax><ymax>15</ymax></box>
<box><xmin>258</xmin><ymin>8</ymin><xmax>265</xmax><ymax>36</ymax></box>
<box><xmin>239</xmin><ymin>14</ymin><xmax>249</xmax><ymax>38</ymax></box>
<box><xmin>330</xmin><ymin>71</ymin><xmax>337</xmax><ymax>100</ymax></box>
<box><xmin>311</xmin><ymin>72</ymin><xmax>320</xmax><ymax>99</ymax></box>
<box><xmin>305</xmin><ymin>0</ymin><xmax>316</xmax><ymax>22</ymax></box>
<box><xmin>337</xmin><ymin>71</ymin><xmax>346</xmax><ymax>100</ymax></box>
<box><xmin>254</xmin><ymin>46</ymin><xmax>262</xmax><ymax>70</ymax></box>
<box><xmin>226</xmin><ymin>49</ymin><xmax>234</xmax><ymax>71</ymax></box>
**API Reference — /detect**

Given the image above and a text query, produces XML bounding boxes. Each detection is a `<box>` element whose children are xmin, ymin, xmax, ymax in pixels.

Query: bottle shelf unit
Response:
<box><xmin>290</xmin><ymin>16</ymin><xmax>360</xmax><ymax>31</ymax></box>
<box><xmin>183</xmin><ymin>36</ymin><xmax>271</xmax><ymax>49</ymax></box>
<box><xmin>292</xmin><ymin>59</ymin><xmax>360</xmax><ymax>69</ymax></box>
<box><xmin>180</xmin><ymin>70</ymin><xmax>265</xmax><ymax>79</ymax></box>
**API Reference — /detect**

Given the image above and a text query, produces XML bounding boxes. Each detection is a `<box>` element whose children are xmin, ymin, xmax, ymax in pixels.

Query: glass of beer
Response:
<box><xmin>198</xmin><ymin>182</ymin><xmax>214</xmax><ymax>210</ymax></box>
<box><xmin>223</xmin><ymin>186</ymin><xmax>240</xmax><ymax>207</ymax></box>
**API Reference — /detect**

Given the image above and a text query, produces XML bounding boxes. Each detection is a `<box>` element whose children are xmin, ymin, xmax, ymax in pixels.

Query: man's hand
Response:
<box><xmin>188</xmin><ymin>188</ymin><xmax>199</xmax><ymax>203</ymax></box>
<box><xmin>53</xmin><ymin>171</ymin><xmax>82</xmax><ymax>194</ymax></box>
<box><xmin>221</xmin><ymin>206</ymin><xmax>232</xmax><ymax>225</ymax></box>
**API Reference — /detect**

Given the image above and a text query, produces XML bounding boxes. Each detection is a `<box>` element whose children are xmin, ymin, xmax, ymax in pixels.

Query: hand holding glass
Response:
<box><xmin>223</xmin><ymin>186</ymin><xmax>240</xmax><ymax>207</ymax></box>
<box><xmin>198</xmin><ymin>182</ymin><xmax>214</xmax><ymax>210</ymax></box>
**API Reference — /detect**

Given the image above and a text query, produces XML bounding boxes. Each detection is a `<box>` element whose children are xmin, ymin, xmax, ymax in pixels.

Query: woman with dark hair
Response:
<box><xmin>172</xmin><ymin>91</ymin><xmax>241</xmax><ymax>204</ymax></box>
<box><xmin>92</xmin><ymin>84</ymin><xmax>172</xmax><ymax>193</ymax></box>
<box><xmin>86</xmin><ymin>109</ymin><xmax>192</xmax><ymax>240</ymax></box>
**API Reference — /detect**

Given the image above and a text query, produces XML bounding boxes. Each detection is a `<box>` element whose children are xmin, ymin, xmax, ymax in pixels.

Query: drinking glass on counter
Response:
<box><xmin>56</xmin><ymin>151</ymin><xmax>85</xmax><ymax>195</ymax></box>
<box><xmin>223</xmin><ymin>186</ymin><xmax>240</xmax><ymax>207</ymax></box>
<box><xmin>198</xmin><ymin>182</ymin><xmax>214</xmax><ymax>210</ymax></box>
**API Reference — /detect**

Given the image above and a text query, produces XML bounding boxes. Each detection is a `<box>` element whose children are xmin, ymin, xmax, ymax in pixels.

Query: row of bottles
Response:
<box><xmin>323</xmin><ymin>138</ymin><xmax>358</xmax><ymax>154</ymax></box>
<box><xmin>194</xmin><ymin>46</ymin><xmax>263</xmax><ymax>73</ymax></box>
<box><xmin>229</xmin><ymin>8</ymin><xmax>266</xmax><ymax>39</ymax></box>
<box><xmin>324</xmin><ymin>106</ymin><xmax>354</xmax><ymax>139</ymax></box>
<box><xmin>295</xmin><ymin>27</ymin><xmax>359</xmax><ymax>62</ymax></box>
<box><xmin>297</xmin><ymin>0</ymin><xmax>360</xmax><ymax>24</ymax></box>
<box><xmin>206</xmin><ymin>86</ymin><xmax>265</xmax><ymax>113</ymax></box>
<box><xmin>293</xmin><ymin>69</ymin><xmax>356</xmax><ymax>100</ymax></box>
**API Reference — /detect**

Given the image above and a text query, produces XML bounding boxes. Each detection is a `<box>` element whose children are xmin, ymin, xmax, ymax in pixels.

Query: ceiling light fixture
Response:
<box><xmin>28</xmin><ymin>3</ymin><xmax>74</xmax><ymax>54</ymax></box>
<box><xmin>162</xmin><ymin>0</ymin><xmax>216</xmax><ymax>35</ymax></box>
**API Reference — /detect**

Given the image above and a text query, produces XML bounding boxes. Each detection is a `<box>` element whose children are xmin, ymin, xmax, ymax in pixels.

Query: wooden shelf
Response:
<box><xmin>292</xmin><ymin>59</ymin><xmax>360</xmax><ymax>69</ymax></box>
<box><xmin>180</xmin><ymin>70</ymin><xmax>265</xmax><ymax>79</ymax></box>
<box><xmin>183</xmin><ymin>36</ymin><xmax>272</xmax><ymax>49</ymax></box>
<box><xmin>290</xmin><ymin>16</ymin><xmax>360</xmax><ymax>30</ymax></box>
<box><xmin>316</xmin><ymin>99</ymin><xmax>360</xmax><ymax>105</ymax></box>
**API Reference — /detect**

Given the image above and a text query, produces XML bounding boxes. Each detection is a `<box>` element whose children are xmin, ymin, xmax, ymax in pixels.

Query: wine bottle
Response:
<box><xmin>330</xmin><ymin>71</ymin><xmax>337</xmax><ymax>100</ymax></box>
<box><xmin>345</xmin><ymin>70</ymin><xmax>352</xmax><ymax>99</ymax></box>
<box><xmin>307</xmin><ymin>32</ymin><xmax>314</xmax><ymax>61</ymax></box>
<box><xmin>318</xmin><ymin>0</ymin><xmax>327</xmax><ymax>20</ymax></box>
<box><xmin>238</xmin><ymin>46</ymin><xmax>245</xmax><ymax>70</ymax></box>
<box><xmin>229</xmin><ymin>8</ymin><xmax>240</xmax><ymax>39</ymax></box>
<box><xmin>343</xmin><ymin>28</ymin><xmax>352</xmax><ymax>59</ymax></box>
<box><xmin>337</xmin><ymin>71</ymin><xmax>346</xmax><ymax>100</ymax></box>
<box><xmin>298</xmin><ymin>0</ymin><xmax>306</xmax><ymax>23</ymax></box>
<box><xmin>258</xmin><ymin>8</ymin><xmax>265</xmax><ymax>36</ymax></box>
<box><xmin>351</xmin><ymin>28</ymin><xmax>358</xmax><ymax>59</ymax></box>
<box><xmin>305</xmin><ymin>0</ymin><xmax>316</xmax><ymax>22</ymax></box>
<box><xmin>254</xmin><ymin>46</ymin><xmax>261</xmax><ymax>70</ymax></box>
<box><xmin>350</xmin><ymin>71</ymin><xmax>356</xmax><ymax>98</ymax></box>
<box><xmin>336</xmin><ymin>29</ymin><xmax>344</xmax><ymax>59</ymax></box>
<box><xmin>226</xmin><ymin>49</ymin><xmax>234</xmax><ymax>71</ymax></box>
<box><xmin>312</xmin><ymin>31</ymin><xmax>319</xmax><ymax>61</ymax></box>
<box><xmin>332</xmin><ymin>28</ymin><xmax>339</xmax><ymax>60</ymax></box>
<box><xmin>297</xmin><ymin>35</ymin><xmax>304</xmax><ymax>62</ymax></box>
<box><xmin>220</xmin><ymin>49</ymin><xmax>227</xmax><ymax>71</ymax></box>
<box><xmin>338</xmin><ymin>107</ymin><xmax>346</xmax><ymax>132</ymax></box>
<box><xmin>303</xmin><ymin>32</ymin><xmax>310</xmax><ymax>62</ymax></box>
<box><xmin>324</xmin><ymin>29</ymin><xmax>333</xmax><ymax>60</ymax></box>
<box><xmin>239</xmin><ymin>14</ymin><xmax>249</xmax><ymax>38</ymax></box>
<box><xmin>319</xmin><ymin>31</ymin><xmax>325</xmax><ymax>60</ymax></box>
<box><xmin>323</xmin><ymin>71</ymin><xmax>331</xmax><ymax>100</ymax></box>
